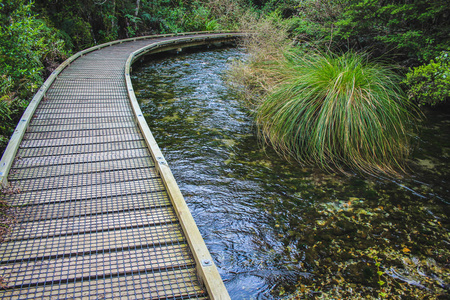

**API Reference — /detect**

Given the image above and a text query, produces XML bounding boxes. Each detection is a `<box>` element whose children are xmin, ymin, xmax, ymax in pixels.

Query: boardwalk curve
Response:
<box><xmin>0</xmin><ymin>32</ymin><xmax>243</xmax><ymax>299</ymax></box>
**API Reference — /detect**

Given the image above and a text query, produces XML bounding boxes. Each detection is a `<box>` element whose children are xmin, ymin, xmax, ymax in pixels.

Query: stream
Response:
<box><xmin>132</xmin><ymin>47</ymin><xmax>449</xmax><ymax>299</ymax></box>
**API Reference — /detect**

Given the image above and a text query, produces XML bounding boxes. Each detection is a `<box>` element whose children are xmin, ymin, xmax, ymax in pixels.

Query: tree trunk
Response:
<box><xmin>134</xmin><ymin>0</ymin><xmax>140</xmax><ymax>30</ymax></box>
<box><xmin>135</xmin><ymin>0</ymin><xmax>140</xmax><ymax>17</ymax></box>
<box><xmin>112</xmin><ymin>0</ymin><xmax>116</xmax><ymax>32</ymax></box>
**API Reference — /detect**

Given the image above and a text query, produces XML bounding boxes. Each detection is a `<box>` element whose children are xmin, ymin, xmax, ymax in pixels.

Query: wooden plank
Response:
<box><xmin>0</xmin><ymin>223</ymin><xmax>185</xmax><ymax>261</ymax></box>
<box><xmin>24</xmin><ymin>127</ymin><xmax>139</xmax><ymax>140</ymax></box>
<box><xmin>50</xmin><ymin>78</ymin><xmax>126</xmax><ymax>85</ymax></box>
<box><xmin>10</xmin><ymin>167</ymin><xmax>156</xmax><ymax>192</ymax></box>
<box><xmin>0</xmin><ymin>244</ymin><xmax>194</xmax><ymax>287</ymax></box>
<box><xmin>25</xmin><ymin>122</ymin><xmax>136</xmax><ymax>133</ymax></box>
<box><xmin>39</xmin><ymin>96</ymin><xmax>130</xmax><ymax>102</ymax></box>
<box><xmin>28</xmin><ymin>115</ymin><xmax>135</xmax><ymax>126</ymax></box>
<box><xmin>37</xmin><ymin>106</ymin><xmax>131</xmax><ymax>113</ymax></box>
<box><xmin>8</xmin><ymin>207</ymin><xmax>178</xmax><ymax>244</ymax></box>
<box><xmin>13</xmin><ymin>191</ymin><xmax>171</xmax><ymax>222</ymax></box>
<box><xmin>12</xmin><ymin>148</ymin><xmax>149</xmax><ymax>168</ymax></box>
<box><xmin>16</xmin><ymin>140</ymin><xmax>147</xmax><ymax>157</ymax></box>
<box><xmin>9</xmin><ymin>157</ymin><xmax>154</xmax><ymax>180</ymax></box>
<box><xmin>20</xmin><ymin>133</ymin><xmax>142</xmax><ymax>148</ymax></box>
<box><xmin>0</xmin><ymin>268</ymin><xmax>206</xmax><ymax>299</ymax></box>
<box><xmin>36</xmin><ymin>107</ymin><xmax>132</xmax><ymax>115</ymax></box>
<box><xmin>33</xmin><ymin>111</ymin><xmax>132</xmax><ymax>119</ymax></box>
<box><xmin>5</xmin><ymin>178</ymin><xmax>165</xmax><ymax>206</ymax></box>
<box><xmin>38</xmin><ymin>101</ymin><xmax>130</xmax><ymax>108</ymax></box>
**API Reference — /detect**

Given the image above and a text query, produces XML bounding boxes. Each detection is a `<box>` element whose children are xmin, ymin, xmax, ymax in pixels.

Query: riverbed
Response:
<box><xmin>132</xmin><ymin>47</ymin><xmax>449</xmax><ymax>299</ymax></box>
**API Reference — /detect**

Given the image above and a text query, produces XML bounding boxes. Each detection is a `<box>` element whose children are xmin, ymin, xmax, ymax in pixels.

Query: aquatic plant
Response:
<box><xmin>256</xmin><ymin>49</ymin><xmax>419</xmax><ymax>176</ymax></box>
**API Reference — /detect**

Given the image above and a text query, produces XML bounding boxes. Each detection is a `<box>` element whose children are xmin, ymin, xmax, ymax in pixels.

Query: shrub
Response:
<box><xmin>226</xmin><ymin>11</ymin><xmax>291</xmax><ymax>107</ymax></box>
<box><xmin>154</xmin><ymin>2</ymin><xmax>220</xmax><ymax>34</ymax></box>
<box><xmin>0</xmin><ymin>95</ymin><xmax>27</xmax><ymax>153</ymax></box>
<box><xmin>294</xmin><ymin>0</ymin><xmax>345</xmax><ymax>45</ymax></box>
<box><xmin>182</xmin><ymin>4</ymin><xmax>218</xmax><ymax>32</ymax></box>
<box><xmin>255</xmin><ymin>49</ymin><xmax>419</xmax><ymax>176</ymax></box>
<box><xmin>286</xmin><ymin>0</ymin><xmax>449</xmax><ymax>64</ymax></box>
<box><xmin>404</xmin><ymin>51</ymin><xmax>450</xmax><ymax>106</ymax></box>
<box><xmin>202</xmin><ymin>0</ymin><xmax>246</xmax><ymax>30</ymax></box>
<box><xmin>1</xmin><ymin>1</ymin><xmax>68</xmax><ymax>97</ymax></box>
<box><xmin>333</xmin><ymin>0</ymin><xmax>450</xmax><ymax>63</ymax></box>
<box><xmin>0</xmin><ymin>0</ymin><xmax>68</xmax><ymax>154</ymax></box>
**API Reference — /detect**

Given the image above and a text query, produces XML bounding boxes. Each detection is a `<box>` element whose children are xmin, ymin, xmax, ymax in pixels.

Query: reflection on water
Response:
<box><xmin>132</xmin><ymin>48</ymin><xmax>449</xmax><ymax>299</ymax></box>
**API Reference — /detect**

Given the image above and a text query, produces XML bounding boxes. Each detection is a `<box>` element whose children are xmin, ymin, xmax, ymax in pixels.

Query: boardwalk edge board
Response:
<box><xmin>0</xmin><ymin>32</ymin><xmax>246</xmax><ymax>298</ymax></box>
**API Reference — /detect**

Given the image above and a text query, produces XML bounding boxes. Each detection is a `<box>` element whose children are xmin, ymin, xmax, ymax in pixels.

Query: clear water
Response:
<box><xmin>132</xmin><ymin>48</ymin><xmax>449</xmax><ymax>299</ymax></box>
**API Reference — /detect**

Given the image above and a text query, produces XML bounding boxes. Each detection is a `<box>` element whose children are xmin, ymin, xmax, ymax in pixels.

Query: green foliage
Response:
<box><xmin>226</xmin><ymin>11</ymin><xmax>292</xmax><ymax>108</ymax></box>
<box><xmin>0</xmin><ymin>95</ymin><xmax>27</xmax><ymax>151</ymax></box>
<box><xmin>156</xmin><ymin>5</ymin><xmax>184</xmax><ymax>33</ymax></box>
<box><xmin>155</xmin><ymin>1</ymin><xmax>219</xmax><ymax>33</ymax></box>
<box><xmin>33</xmin><ymin>0</ymin><xmax>232</xmax><ymax>48</ymax></box>
<box><xmin>255</xmin><ymin>49</ymin><xmax>419</xmax><ymax>176</ymax></box>
<box><xmin>238</xmin><ymin>10</ymin><xmax>291</xmax><ymax>62</ymax></box>
<box><xmin>288</xmin><ymin>0</ymin><xmax>449</xmax><ymax>64</ymax></box>
<box><xmin>35</xmin><ymin>0</ymin><xmax>116</xmax><ymax>48</ymax></box>
<box><xmin>1</xmin><ymin>1</ymin><xmax>45</xmax><ymax>96</ymax></box>
<box><xmin>0</xmin><ymin>0</ymin><xmax>67</xmax><ymax>153</ymax></box>
<box><xmin>404</xmin><ymin>51</ymin><xmax>450</xmax><ymax>106</ymax></box>
<box><xmin>292</xmin><ymin>0</ymin><xmax>345</xmax><ymax>47</ymax></box>
<box><xmin>183</xmin><ymin>4</ymin><xmax>218</xmax><ymax>32</ymax></box>
<box><xmin>0</xmin><ymin>0</ymin><xmax>68</xmax><ymax>96</ymax></box>
<box><xmin>333</xmin><ymin>0</ymin><xmax>450</xmax><ymax>62</ymax></box>
<box><xmin>374</xmin><ymin>257</ymin><xmax>388</xmax><ymax>298</ymax></box>
<box><xmin>201</xmin><ymin>0</ymin><xmax>247</xmax><ymax>30</ymax></box>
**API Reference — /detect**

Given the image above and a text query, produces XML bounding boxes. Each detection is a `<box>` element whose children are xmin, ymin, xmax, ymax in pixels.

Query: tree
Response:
<box><xmin>334</xmin><ymin>0</ymin><xmax>450</xmax><ymax>63</ymax></box>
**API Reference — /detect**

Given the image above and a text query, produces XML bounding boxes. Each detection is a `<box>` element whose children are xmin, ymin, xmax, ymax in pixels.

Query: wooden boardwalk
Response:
<box><xmin>0</xmin><ymin>32</ymin><xmax>239</xmax><ymax>299</ymax></box>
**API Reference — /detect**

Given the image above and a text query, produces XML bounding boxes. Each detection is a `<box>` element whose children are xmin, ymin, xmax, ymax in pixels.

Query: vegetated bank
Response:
<box><xmin>229</xmin><ymin>0</ymin><xmax>449</xmax><ymax>177</ymax></box>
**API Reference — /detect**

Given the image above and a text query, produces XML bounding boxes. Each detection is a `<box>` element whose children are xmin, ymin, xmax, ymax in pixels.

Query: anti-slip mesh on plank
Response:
<box><xmin>0</xmin><ymin>35</ymin><xmax>215</xmax><ymax>299</ymax></box>
<box><xmin>12</xmin><ymin>148</ymin><xmax>149</xmax><ymax>168</ymax></box>
<box><xmin>9</xmin><ymin>157</ymin><xmax>155</xmax><ymax>179</ymax></box>
<box><xmin>25</xmin><ymin>122</ymin><xmax>136</xmax><ymax>133</ymax></box>
<box><xmin>13</xmin><ymin>191</ymin><xmax>171</xmax><ymax>222</ymax></box>
<box><xmin>20</xmin><ymin>133</ymin><xmax>143</xmax><ymax>148</ymax></box>
<box><xmin>0</xmin><ymin>269</ymin><xmax>206</xmax><ymax>300</ymax></box>
<box><xmin>24</xmin><ymin>127</ymin><xmax>140</xmax><ymax>140</ymax></box>
<box><xmin>10</xmin><ymin>167</ymin><xmax>159</xmax><ymax>192</ymax></box>
<box><xmin>7</xmin><ymin>178</ymin><xmax>166</xmax><ymax>207</ymax></box>
<box><xmin>16</xmin><ymin>140</ymin><xmax>147</xmax><ymax>157</ymax></box>
<box><xmin>39</xmin><ymin>100</ymin><xmax>130</xmax><ymax>106</ymax></box>
<box><xmin>37</xmin><ymin>102</ymin><xmax>132</xmax><ymax>111</ymax></box>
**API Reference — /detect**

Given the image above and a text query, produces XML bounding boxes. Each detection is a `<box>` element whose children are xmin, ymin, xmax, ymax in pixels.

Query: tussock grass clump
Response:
<box><xmin>256</xmin><ymin>50</ymin><xmax>419</xmax><ymax>176</ymax></box>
